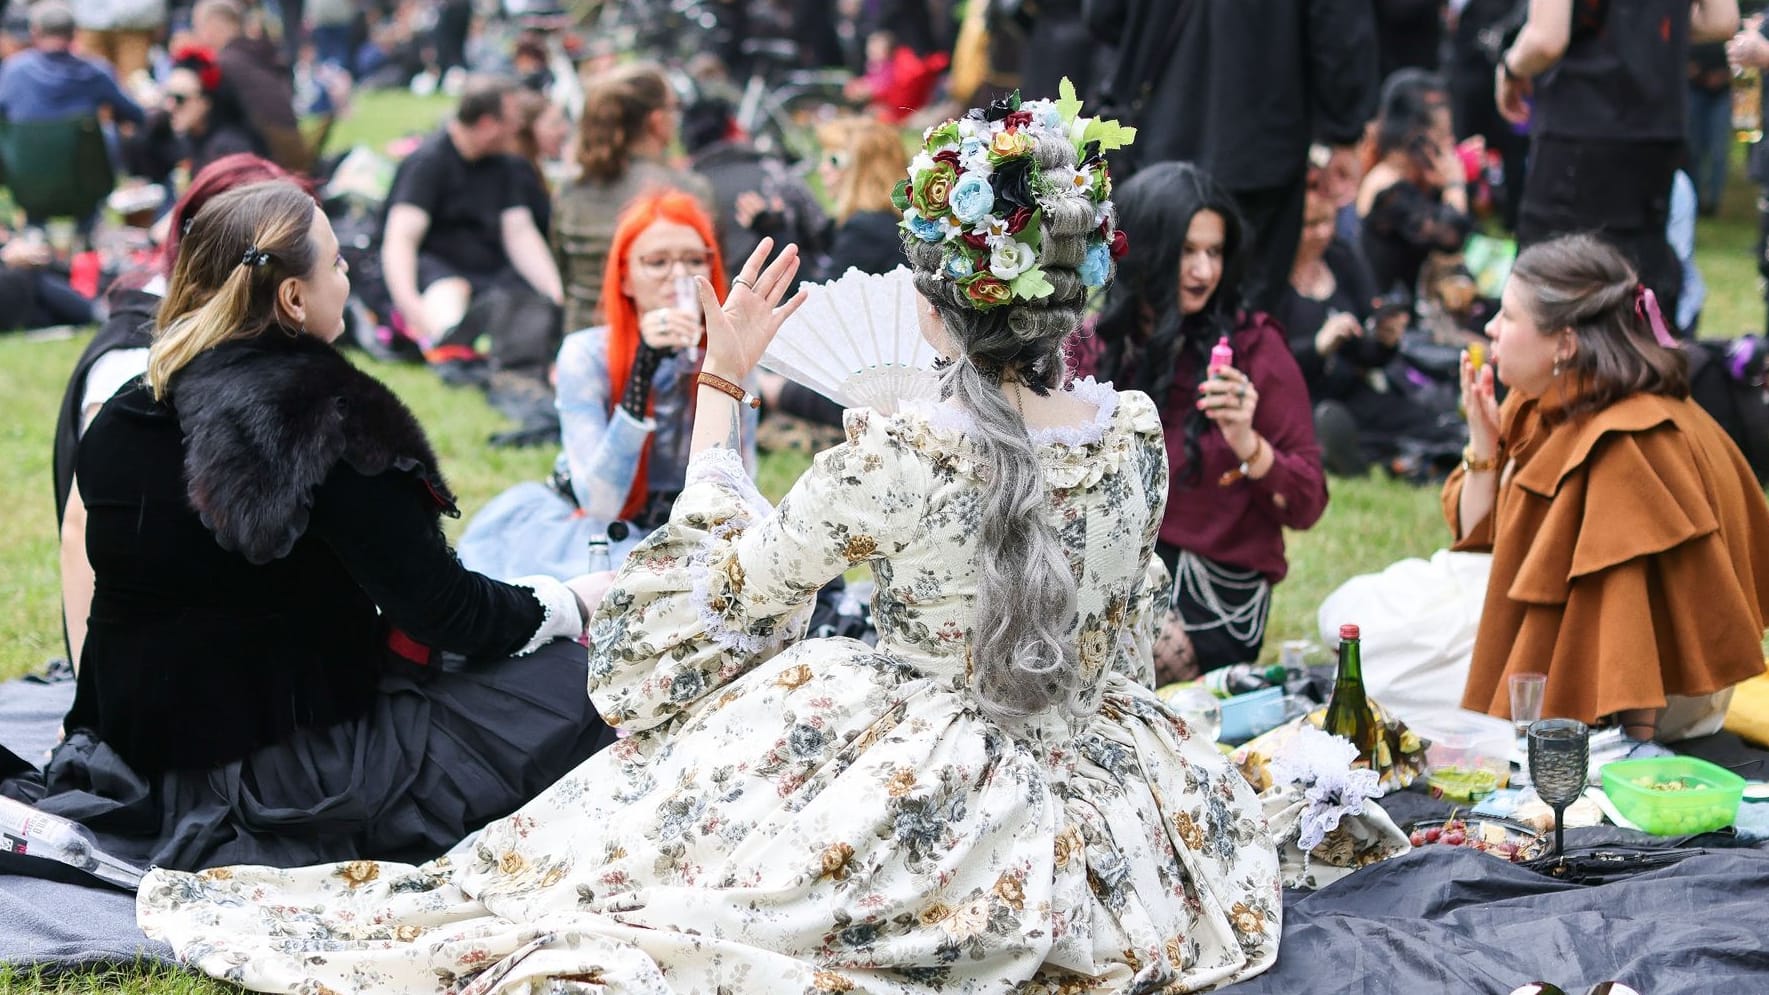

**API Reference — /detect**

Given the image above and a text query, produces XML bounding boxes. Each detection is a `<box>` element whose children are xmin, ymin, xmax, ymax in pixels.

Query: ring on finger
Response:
<box><xmin>733</xmin><ymin>276</ymin><xmax>753</xmax><ymax>289</ymax></box>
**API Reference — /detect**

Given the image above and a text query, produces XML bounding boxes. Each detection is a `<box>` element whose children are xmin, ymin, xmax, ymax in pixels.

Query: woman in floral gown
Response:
<box><xmin>138</xmin><ymin>93</ymin><xmax>1282</xmax><ymax>994</ymax></box>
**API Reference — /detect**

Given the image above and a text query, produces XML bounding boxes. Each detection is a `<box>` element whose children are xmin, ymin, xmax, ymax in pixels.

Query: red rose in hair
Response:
<box><xmin>932</xmin><ymin>149</ymin><xmax>960</xmax><ymax>169</ymax></box>
<box><xmin>961</xmin><ymin>231</ymin><xmax>989</xmax><ymax>251</ymax></box>
<box><xmin>1003</xmin><ymin>110</ymin><xmax>1034</xmax><ymax>130</ymax></box>
<box><xmin>1110</xmin><ymin>228</ymin><xmax>1129</xmax><ymax>259</ymax></box>
<box><xmin>171</xmin><ymin>45</ymin><xmax>223</xmax><ymax>92</ymax></box>
<box><xmin>1006</xmin><ymin>207</ymin><xmax>1033</xmax><ymax>234</ymax></box>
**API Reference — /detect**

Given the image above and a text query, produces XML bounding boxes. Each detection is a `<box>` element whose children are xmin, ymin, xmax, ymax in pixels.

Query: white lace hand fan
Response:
<box><xmin>758</xmin><ymin>266</ymin><xmax>941</xmax><ymax>414</ymax></box>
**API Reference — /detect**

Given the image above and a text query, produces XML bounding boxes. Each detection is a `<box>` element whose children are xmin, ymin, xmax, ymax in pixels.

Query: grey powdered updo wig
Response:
<box><xmin>896</xmin><ymin>90</ymin><xmax>1131</xmax><ymax>719</ymax></box>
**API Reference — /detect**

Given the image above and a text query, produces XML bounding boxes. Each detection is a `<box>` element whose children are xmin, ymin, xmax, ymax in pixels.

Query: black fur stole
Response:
<box><xmin>169</xmin><ymin>333</ymin><xmax>458</xmax><ymax>565</ymax></box>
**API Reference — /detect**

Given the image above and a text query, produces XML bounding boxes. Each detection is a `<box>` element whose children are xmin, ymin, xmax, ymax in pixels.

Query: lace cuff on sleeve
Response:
<box><xmin>507</xmin><ymin>574</ymin><xmax>585</xmax><ymax>655</ymax></box>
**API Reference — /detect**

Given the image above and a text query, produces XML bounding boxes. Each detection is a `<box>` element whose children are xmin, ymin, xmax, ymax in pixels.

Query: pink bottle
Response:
<box><xmin>1209</xmin><ymin>336</ymin><xmax>1234</xmax><ymax>375</ymax></box>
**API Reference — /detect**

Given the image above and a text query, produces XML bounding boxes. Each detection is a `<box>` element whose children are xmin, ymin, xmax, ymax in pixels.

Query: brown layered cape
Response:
<box><xmin>1444</xmin><ymin>390</ymin><xmax>1769</xmax><ymax>725</ymax></box>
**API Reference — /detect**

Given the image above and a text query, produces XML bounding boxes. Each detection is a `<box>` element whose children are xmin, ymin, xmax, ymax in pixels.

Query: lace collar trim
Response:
<box><xmin>910</xmin><ymin>377</ymin><xmax>1120</xmax><ymax>449</ymax></box>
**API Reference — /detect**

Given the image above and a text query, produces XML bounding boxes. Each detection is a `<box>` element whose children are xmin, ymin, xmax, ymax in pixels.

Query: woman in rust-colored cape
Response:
<box><xmin>1446</xmin><ymin>234</ymin><xmax>1769</xmax><ymax>742</ymax></box>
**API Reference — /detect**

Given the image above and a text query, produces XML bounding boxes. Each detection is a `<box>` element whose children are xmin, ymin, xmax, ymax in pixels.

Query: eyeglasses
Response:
<box><xmin>634</xmin><ymin>253</ymin><xmax>711</xmax><ymax>278</ymax></box>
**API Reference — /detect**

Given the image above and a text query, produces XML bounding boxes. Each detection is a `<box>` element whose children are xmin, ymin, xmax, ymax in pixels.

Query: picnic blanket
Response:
<box><xmin>4</xmin><ymin>672</ymin><xmax>1769</xmax><ymax>987</ymax></box>
<box><xmin>1216</xmin><ymin>828</ymin><xmax>1769</xmax><ymax>994</ymax></box>
<box><xmin>0</xmin><ymin>672</ymin><xmax>173</xmax><ymax>970</ymax></box>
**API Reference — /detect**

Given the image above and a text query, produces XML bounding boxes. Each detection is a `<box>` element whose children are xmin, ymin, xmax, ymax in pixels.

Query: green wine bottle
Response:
<box><xmin>1323</xmin><ymin>623</ymin><xmax>1379</xmax><ymax>766</ymax></box>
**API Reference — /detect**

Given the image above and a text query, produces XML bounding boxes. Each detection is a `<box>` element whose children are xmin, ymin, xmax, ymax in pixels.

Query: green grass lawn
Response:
<box><xmin>0</xmin><ymin>93</ymin><xmax>1766</xmax><ymax>991</ymax></box>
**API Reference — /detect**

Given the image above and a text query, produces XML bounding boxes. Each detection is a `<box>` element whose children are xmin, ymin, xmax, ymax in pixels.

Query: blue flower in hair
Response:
<box><xmin>1079</xmin><ymin>240</ymin><xmax>1112</xmax><ymax>288</ymax></box>
<box><xmin>903</xmin><ymin>209</ymin><xmax>946</xmax><ymax>243</ymax></box>
<box><xmin>949</xmin><ymin>173</ymin><xmax>996</xmax><ymax>225</ymax></box>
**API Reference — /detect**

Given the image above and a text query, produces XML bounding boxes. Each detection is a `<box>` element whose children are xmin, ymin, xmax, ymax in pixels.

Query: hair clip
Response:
<box><xmin>180</xmin><ymin>217</ymin><xmax>194</xmax><ymax>236</ymax></box>
<box><xmin>241</xmin><ymin>247</ymin><xmax>272</xmax><ymax>268</ymax></box>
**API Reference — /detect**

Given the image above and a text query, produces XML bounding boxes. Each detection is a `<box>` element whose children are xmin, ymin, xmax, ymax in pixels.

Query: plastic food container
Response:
<box><xmin>1218</xmin><ymin>686</ymin><xmax>1286</xmax><ymax>745</ymax></box>
<box><xmin>1413</xmin><ymin>709</ymin><xmax>1514</xmax><ymax>802</ymax></box>
<box><xmin>1599</xmin><ymin>756</ymin><xmax>1744</xmax><ymax>835</ymax></box>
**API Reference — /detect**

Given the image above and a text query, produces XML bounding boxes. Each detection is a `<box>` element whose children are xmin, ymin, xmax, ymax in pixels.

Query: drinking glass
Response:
<box><xmin>1527</xmin><ymin>718</ymin><xmax>1589</xmax><ymax>859</ymax></box>
<box><xmin>674</xmin><ymin>275</ymin><xmax>702</xmax><ymax>364</ymax></box>
<box><xmin>1508</xmin><ymin>673</ymin><xmax>1547</xmax><ymax>740</ymax></box>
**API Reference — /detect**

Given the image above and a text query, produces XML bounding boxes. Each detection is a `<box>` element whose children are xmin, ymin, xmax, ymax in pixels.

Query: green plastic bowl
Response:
<box><xmin>1600</xmin><ymin>756</ymin><xmax>1744</xmax><ymax>835</ymax></box>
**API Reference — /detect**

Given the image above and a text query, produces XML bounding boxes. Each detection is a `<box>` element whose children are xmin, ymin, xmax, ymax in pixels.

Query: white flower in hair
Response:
<box><xmin>988</xmin><ymin>240</ymin><xmax>1038</xmax><ymax>281</ymax></box>
<box><xmin>909</xmin><ymin>151</ymin><xmax>937</xmax><ymax>175</ymax></box>
<box><xmin>972</xmin><ymin>216</ymin><xmax>1010</xmax><ymax>241</ymax></box>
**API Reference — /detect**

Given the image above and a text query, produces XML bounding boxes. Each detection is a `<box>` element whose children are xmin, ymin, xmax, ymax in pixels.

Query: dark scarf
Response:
<box><xmin>168</xmin><ymin>332</ymin><xmax>457</xmax><ymax>565</ymax></box>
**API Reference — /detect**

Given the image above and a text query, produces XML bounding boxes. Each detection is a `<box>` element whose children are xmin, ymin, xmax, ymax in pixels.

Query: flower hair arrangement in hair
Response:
<box><xmin>894</xmin><ymin>78</ymin><xmax>1133</xmax><ymax>311</ymax></box>
<box><xmin>171</xmin><ymin>45</ymin><xmax>223</xmax><ymax>92</ymax></box>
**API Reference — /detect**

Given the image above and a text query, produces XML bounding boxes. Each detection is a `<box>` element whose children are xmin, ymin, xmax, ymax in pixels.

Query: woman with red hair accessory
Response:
<box><xmin>459</xmin><ymin>189</ymin><xmax>756</xmax><ymax>580</ymax></box>
<box><xmin>163</xmin><ymin>44</ymin><xmax>267</xmax><ymax>174</ymax></box>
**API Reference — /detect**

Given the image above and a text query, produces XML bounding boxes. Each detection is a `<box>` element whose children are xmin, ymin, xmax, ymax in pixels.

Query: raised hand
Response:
<box><xmin>1460</xmin><ymin>348</ymin><xmax>1500</xmax><ymax>460</ymax></box>
<box><xmin>696</xmin><ymin>237</ymin><xmax>809</xmax><ymax>380</ymax></box>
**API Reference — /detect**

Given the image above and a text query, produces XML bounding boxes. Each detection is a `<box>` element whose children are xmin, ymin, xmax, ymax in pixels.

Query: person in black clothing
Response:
<box><xmin>1448</xmin><ymin>0</ymin><xmax>1529</xmax><ymax>229</ymax></box>
<box><xmin>756</xmin><ymin>115</ymin><xmax>907</xmax><ymax>433</ymax></box>
<box><xmin>56</xmin><ymin>154</ymin><xmax>301</xmax><ymax>670</ymax></box>
<box><xmin>1357</xmin><ymin>70</ymin><xmax>1474</xmax><ymax>297</ymax></box>
<box><xmin>1086</xmin><ymin>0</ymin><xmax>1379</xmax><ymax>311</ymax></box>
<box><xmin>1687</xmin><ymin>40</ymin><xmax>1735</xmax><ymax>214</ymax></box>
<box><xmin>681</xmin><ymin>96</ymin><xmax>827</xmax><ymax>291</ymax></box>
<box><xmin>380</xmin><ymin>76</ymin><xmax>562</xmax><ymax>358</ymax></box>
<box><xmin>1377</xmin><ymin>0</ymin><xmax>1446</xmax><ymax>80</ymax></box>
<box><xmin>1497</xmin><ymin>0</ymin><xmax>1740</xmax><ymax>331</ymax></box>
<box><xmin>1728</xmin><ymin>11</ymin><xmax>1769</xmax><ymax>330</ymax></box>
<box><xmin>164</xmin><ymin>44</ymin><xmax>269</xmax><ymax>174</ymax></box>
<box><xmin>0</xmin><ymin>234</ymin><xmax>93</xmax><ymax>331</ymax></box>
<box><xmin>807</xmin><ymin>115</ymin><xmax>909</xmax><ymax>283</ymax></box>
<box><xmin>1280</xmin><ymin>188</ymin><xmax>1466</xmax><ymax>478</ymax></box>
<box><xmin>5</xmin><ymin>180</ymin><xmax>612</xmax><ymax>873</ymax></box>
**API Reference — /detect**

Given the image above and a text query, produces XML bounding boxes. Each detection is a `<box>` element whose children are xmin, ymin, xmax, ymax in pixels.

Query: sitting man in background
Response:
<box><xmin>0</xmin><ymin>2</ymin><xmax>143</xmax><ymax>129</ymax></box>
<box><xmin>380</xmin><ymin>75</ymin><xmax>562</xmax><ymax>370</ymax></box>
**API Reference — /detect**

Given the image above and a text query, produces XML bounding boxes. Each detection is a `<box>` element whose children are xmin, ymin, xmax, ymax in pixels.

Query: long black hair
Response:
<box><xmin>1092</xmin><ymin>161</ymin><xmax>1247</xmax><ymax>485</ymax></box>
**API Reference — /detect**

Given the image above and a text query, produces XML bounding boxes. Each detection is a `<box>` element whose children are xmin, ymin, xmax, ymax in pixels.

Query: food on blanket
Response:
<box><xmin>1426</xmin><ymin>765</ymin><xmax>1504</xmax><ymax>803</ymax></box>
<box><xmin>1598</xmin><ymin>756</ymin><xmax>1745</xmax><ymax>835</ymax></box>
<box><xmin>1511</xmin><ymin>794</ymin><xmax>1604</xmax><ymax>832</ymax></box>
<box><xmin>1407</xmin><ymin>815</ymin><xmax>1543</xmax><ymax>862</ymax></box>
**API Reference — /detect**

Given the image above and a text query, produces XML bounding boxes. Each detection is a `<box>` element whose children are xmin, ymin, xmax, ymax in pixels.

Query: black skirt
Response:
<box><xmin>2</xmin><ymin>639</ymin><xmax>613</xmax><ymax>872</ymax></box>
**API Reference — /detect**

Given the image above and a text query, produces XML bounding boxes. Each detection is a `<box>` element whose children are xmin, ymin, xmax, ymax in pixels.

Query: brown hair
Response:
<box><xmin>456</xmin><ymin>75</ymin><xmax>515</xmax><ymax>126</ymax></box>
<box><xmin>817</xmin><ymin>116</ymin><xmax>906</xmax><ymax>222</ymax></box>
<box><xmin>1508</xmin><ymin>233</ymin><xmax>1688</xmax><ymax>424</ymax></box>
<box><xmin>149</xmin><ymin>181</ymin><xmax>319</xmax><ymax>398</ymax></box>
<box><xmin>576</xmin><ymin>62</ymin><xmax>673</xmax><ymax>184</ymax></box>
<box><xmin>512</xmin><ymin>89</ymin><xmax>551</xmax><ymax>177</ymax></box>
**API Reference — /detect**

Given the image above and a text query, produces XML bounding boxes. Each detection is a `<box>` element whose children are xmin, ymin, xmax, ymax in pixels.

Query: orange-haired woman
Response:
<box><xmin>460</xmin><ymin>190</ymin><xmax>754</xmax><ymax>580</ymax></box>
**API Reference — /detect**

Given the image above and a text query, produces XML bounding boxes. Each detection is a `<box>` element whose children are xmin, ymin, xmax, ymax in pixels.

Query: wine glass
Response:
<box><xmin>1527</xmin><ymin>718</ymin><xmax>1589</xmax><ymax>859</ymax></box>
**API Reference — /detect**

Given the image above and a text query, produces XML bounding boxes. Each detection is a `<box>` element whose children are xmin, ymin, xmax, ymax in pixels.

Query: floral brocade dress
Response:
<box><xmin>137</xmin><ymin>381</ymin><xmax>1283</xmax><ymax>994</ymax></box>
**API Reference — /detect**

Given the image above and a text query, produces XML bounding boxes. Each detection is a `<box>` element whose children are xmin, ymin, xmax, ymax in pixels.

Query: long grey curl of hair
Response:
<box><xmin>900</xmin><ymin>130</ymin><xmax>1105</xmax><ymax>719</ymax></box>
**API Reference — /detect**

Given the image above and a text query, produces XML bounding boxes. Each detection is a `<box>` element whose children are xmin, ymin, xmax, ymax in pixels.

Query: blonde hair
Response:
<box><xmin>149</xmin><ymin>180</ymin><xmax>319</xmax><ymax>399</ymax></box>
<box><xmin>818</xmin><ymin>116</ymin><xmax>906</xmax><ymax>222</ymax></box>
